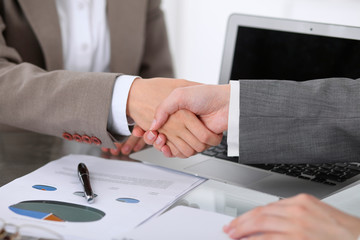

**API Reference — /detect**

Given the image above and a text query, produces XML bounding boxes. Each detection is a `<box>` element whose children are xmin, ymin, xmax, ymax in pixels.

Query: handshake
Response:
<box><xmin>124</xmin><ymin>77</ymin><xmax>231</xmax><ymax>158</ymax></box>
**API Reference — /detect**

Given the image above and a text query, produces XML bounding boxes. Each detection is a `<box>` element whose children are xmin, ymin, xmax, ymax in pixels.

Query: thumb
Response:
<box><xmin>150</xmin><ymin>89</ymin><xmax>183</xmax><ymax>130</ymax></box>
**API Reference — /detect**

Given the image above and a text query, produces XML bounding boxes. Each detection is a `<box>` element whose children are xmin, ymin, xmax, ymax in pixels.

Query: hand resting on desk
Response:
<box><xmin>223</xmin><ymin>194</ymin><xmax>360</xmax><ymax>240</ymax></box>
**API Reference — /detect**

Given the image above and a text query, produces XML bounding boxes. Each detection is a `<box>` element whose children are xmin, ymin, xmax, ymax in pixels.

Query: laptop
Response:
<box><xmin>131</xmin><ymin>14</ymin><xmax>360</xmax><ymax>199</ymax></box>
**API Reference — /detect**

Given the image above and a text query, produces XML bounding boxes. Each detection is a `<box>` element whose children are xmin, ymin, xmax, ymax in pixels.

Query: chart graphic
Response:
<box><xmin>32</xmin><ymin>185</ymin><xmax>57</xmax><ymax>191</ymax></box>
<box><xmin>116</xmin><ymin>198</ymin><xmax>140</xmax><ymax>204</ymax></box>
<box><xmin>9</xmin><ymin>200</ymin><xmax>105</xmax><ymax>222</ymax></box>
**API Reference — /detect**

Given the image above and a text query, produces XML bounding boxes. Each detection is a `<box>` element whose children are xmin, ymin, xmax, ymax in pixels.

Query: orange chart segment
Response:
<box><xmin>44</xmin><ymin>213</ymin><xmax>65</xmax><ymax>222</ymax></box>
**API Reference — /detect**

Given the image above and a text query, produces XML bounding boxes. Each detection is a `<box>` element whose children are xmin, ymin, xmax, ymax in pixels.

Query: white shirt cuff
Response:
<box><xmin>227</xmin><ymin>81</ymin><xmax>239</xmax><ymax>156</ymax></box>
<box><xmin>107</xmin><ymin>75</ymin><xmax>138</xmax><ymax>136</ymax></box>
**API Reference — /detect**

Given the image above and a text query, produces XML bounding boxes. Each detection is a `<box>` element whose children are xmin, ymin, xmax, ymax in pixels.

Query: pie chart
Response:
<box><xmin>32</xmin><ymin>185</ymin><xmax>57</xmax><ymax>191</ymax></box>
<box><xmin>9</xmin><ymin>200</ymin><xmax>105</xmax><ymax>222</ymax></box>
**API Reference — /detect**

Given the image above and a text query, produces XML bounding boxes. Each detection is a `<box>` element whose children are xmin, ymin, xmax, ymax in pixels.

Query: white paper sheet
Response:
<box><xmin>0</xmin><ymin>155</ymin><xmax>206</xmax><ymax>240</ymax></box>
<box><xmin>118</xmin><ymin>206</ymin><xmax>233</xmax><ymax>240</ymax></box>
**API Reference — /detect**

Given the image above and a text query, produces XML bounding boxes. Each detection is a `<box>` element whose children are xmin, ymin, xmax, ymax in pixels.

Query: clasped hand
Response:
<box><xmin>104</xmin><ymin>77</ymin><xmax>229</xmax><ymax>158</ymax></box>
<box><xmin>131</xmin><ymin>79</ymin><xmax>230</xmax><ymax>158</ymax></box>
<box><xmin>127</xmin><ymin>78</ymin><xmax>227</xmax><ymax>158</ymax></box>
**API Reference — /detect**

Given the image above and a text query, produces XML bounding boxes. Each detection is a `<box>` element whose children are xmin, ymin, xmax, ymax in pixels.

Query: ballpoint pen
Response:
<box><xmin>78</xmin><ymin>163</ymin><xmax>95</xmax><ymax>204</ymax></box>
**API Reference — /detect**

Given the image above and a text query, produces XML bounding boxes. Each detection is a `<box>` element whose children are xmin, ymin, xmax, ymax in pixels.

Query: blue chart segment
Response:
<box><xmin>32</xmin><ymin>185</ymin><xmax>57</xmax><ymax>191</ymax></box>
<box><xmin>116</xmin><ymin>198</ymin><xmax>140</xmax><ymax>204</ymax></box>
<box><xmin>9</xmin><ymin>200</ymin><xmax>105</xmax><ymax>222</ymax></box>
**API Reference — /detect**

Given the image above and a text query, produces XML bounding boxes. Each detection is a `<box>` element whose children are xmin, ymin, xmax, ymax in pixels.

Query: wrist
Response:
<box><xmin>126</xmin><ymin>77</ymin><xmax>142</xmax><ymax>118</ymax></box>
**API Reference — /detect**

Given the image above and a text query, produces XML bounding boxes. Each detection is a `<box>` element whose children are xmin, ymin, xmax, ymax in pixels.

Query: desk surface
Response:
<box><xmin>0</xmin><ymin>131</ymin><xmax>277</xmax><ymax>218</ymax></box>
<box><xmin>1</xmin><ymin>131</ymin><xmax>359</xmax><ymax>219</ymax></box>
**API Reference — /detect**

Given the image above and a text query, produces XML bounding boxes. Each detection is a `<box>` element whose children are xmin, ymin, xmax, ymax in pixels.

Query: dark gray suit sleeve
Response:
<box><xmin>239</xmin><ymin>78</ymin><xmax>360</xmax><ymax>164</ymax></box>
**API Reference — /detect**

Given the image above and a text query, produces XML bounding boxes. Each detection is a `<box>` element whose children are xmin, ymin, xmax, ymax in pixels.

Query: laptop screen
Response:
<box><xmin>230</xmin><ymin>26</ymin><xmax>360</xmax><ymax>81</ymax></box>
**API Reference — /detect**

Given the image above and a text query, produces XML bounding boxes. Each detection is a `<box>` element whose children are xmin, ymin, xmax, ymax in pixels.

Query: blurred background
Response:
<box><xmin>161</xmin><ymin>0</ymin><xmax>360</xmax><ymax>84</ymax></box>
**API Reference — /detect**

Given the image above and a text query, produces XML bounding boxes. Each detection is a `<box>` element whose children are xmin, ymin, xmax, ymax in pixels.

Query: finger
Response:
<box><xmin>177</xmin><ymin>128</ymin><xmax>208</xmax><ymax>153</ymax></box>
<box><xmin>133</xmin><ymin>138</ymin><xmax>146</xmax><ymax>152</ymax></box>
<box><xmin>143</xmin><ymin>131</ymin><xmax>158</xmax><ymax>145</ymax></box>
<box><xmin>166</xmin><ymin>141</ymin><xmax>186</xmax><ymax>158</ymax></box>
<box><xmin>121</xmin><ymin>135</ymin><xmax>142</xmax><ymax>155</ymax></box>
<box><xmin>101</xmin><ymin>147</ymin><xmax>109</xmax><ymax>153</ymax></box>
<box><xmin>169</xmin><ymin>135</ymin><xmax>197</xmax><ymax>158</ymax></box>
<box><xmin>161</xmin><ymin>145</ymin><xmax>173</xmax><ymax>158</ymax></box>
<box><xmin>153</xmin><ymin>133</ymin><xmax>167</xmax><ymax>151</ymax></box>
<box><xmin>132</xmin><ymin>125</ymin><xmax>145</xmax><ymax>137</ymax></box>
<box><xmin>226</xmin><ymin>214</ymin><xmax>292</xmax><ymax>239</ymax></box>
<box><xmin>110</xmin><ymin>142</ymin><xmax>122</xmax><ymax>155</ymax></box>
<box><xmin>183</xmin><ymin>113</ymin><xmax>223</xmax><ymax>147</ymax></box>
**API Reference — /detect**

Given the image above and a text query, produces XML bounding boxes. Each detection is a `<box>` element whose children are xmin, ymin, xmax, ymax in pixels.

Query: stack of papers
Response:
<box><xmin>0</xmin><ymin>155</ymin><xmax>206</xmax><ymax>240</ymax></box>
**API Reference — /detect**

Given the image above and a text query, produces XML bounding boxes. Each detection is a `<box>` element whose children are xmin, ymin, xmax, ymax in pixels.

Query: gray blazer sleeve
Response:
<box><xmin>239</xmin><ymin>78</ymin><xmax>360</xmax><ymax>164</ymax></box>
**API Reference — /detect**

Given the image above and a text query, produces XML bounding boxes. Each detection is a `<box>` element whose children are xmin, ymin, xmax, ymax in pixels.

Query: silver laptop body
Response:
<box><xmin>131</xmin><ymin>14</ymin><xmax>360</xmax><ymax>199</ymax></box>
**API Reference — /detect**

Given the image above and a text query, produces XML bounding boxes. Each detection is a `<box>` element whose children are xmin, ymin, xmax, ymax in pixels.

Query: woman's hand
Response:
<box><xmin>223</xmin><ymin>194</ymin><xmax>360</xmax><ymax>240</ymax></box>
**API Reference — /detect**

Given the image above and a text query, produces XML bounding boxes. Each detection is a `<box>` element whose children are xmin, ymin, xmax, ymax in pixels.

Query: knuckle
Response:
<box><xmin>252</xmin><ymin>217</ymin><xmax>268</xmax><ymax>228</ymax></box>
<box><xmin>198</xmin><ymin>132</ymin><xmax>211</xmax><ymax>144</ymax></box>
<box><xmin>291</xmin><ymin>205</ymin><xmax>308</xmax><ymax>216</ymax></box>
<box><xmin>183</xmin><ymin>148</ymin><xmax>196</xmax><ymax>158</ymax></box>
<box><xmin>214</xmin><ymin>135</ymin><xmax>222</xmax><ymax>145</ymax></box>
<box><xmin>296</xmin><ymin>193</ymin><xmax>314</xmax><ymax>203</ymax></box>
<box><xmin>195</xmin><ymin>143</ymin><xmax>207</xmax><ymax>153</ymax></box>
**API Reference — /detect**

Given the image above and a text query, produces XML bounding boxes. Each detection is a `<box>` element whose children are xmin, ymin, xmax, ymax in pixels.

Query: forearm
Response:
<box><xmin>0</xmin><ymin>61</ymin><xmax>119</xmax><ymax>147</ymax></box>
<box><xmin>239</xmin><ymin>78</ymin><xmax>360</xmax><ymax>163</ymax></box>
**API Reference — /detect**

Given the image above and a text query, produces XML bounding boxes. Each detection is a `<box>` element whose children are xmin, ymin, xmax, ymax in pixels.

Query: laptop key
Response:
<box><xmin>323</xmin><ymin>181</ymin><xmax>336</xmax><ymax>186</ymax></box>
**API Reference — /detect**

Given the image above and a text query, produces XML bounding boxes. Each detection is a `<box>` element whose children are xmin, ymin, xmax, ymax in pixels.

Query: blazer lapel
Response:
<box><xmin>18</xmin><ymin>0</ymin><xmax>63</xmax><ymax>70</ymax></box>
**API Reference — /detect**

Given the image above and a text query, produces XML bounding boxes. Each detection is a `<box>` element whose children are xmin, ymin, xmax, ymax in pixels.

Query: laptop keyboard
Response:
<box><xmin>202</xmin><ymin>137</ymin><xmax>360</xmax><ymax>186</ymax></box>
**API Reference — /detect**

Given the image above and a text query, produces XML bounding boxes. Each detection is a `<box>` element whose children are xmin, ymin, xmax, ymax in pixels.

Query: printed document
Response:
<box><xmin>0</xmin><ymin>155</ymin><xmax>205</xmax><ymax>240</ymax></box>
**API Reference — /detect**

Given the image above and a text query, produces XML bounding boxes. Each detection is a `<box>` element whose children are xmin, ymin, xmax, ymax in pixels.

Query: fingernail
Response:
<box><xmin>150</xmin><ymin>119</ymin><xmax>156</xmax><ymax>130</ymax></box>
<box><xmin>122</xmin><ymin>145</ymin><xmax>131</xmax><ymax>154</ymax></box>
<box><xmin>155</xmin><ymin>136</ymin><xmax>163</xmax><ymax>145</ymax></box>
<box><xmin>147</xmin><ymin>131</ymin><xmax>156</xmax><ymax>141</ymax></box>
